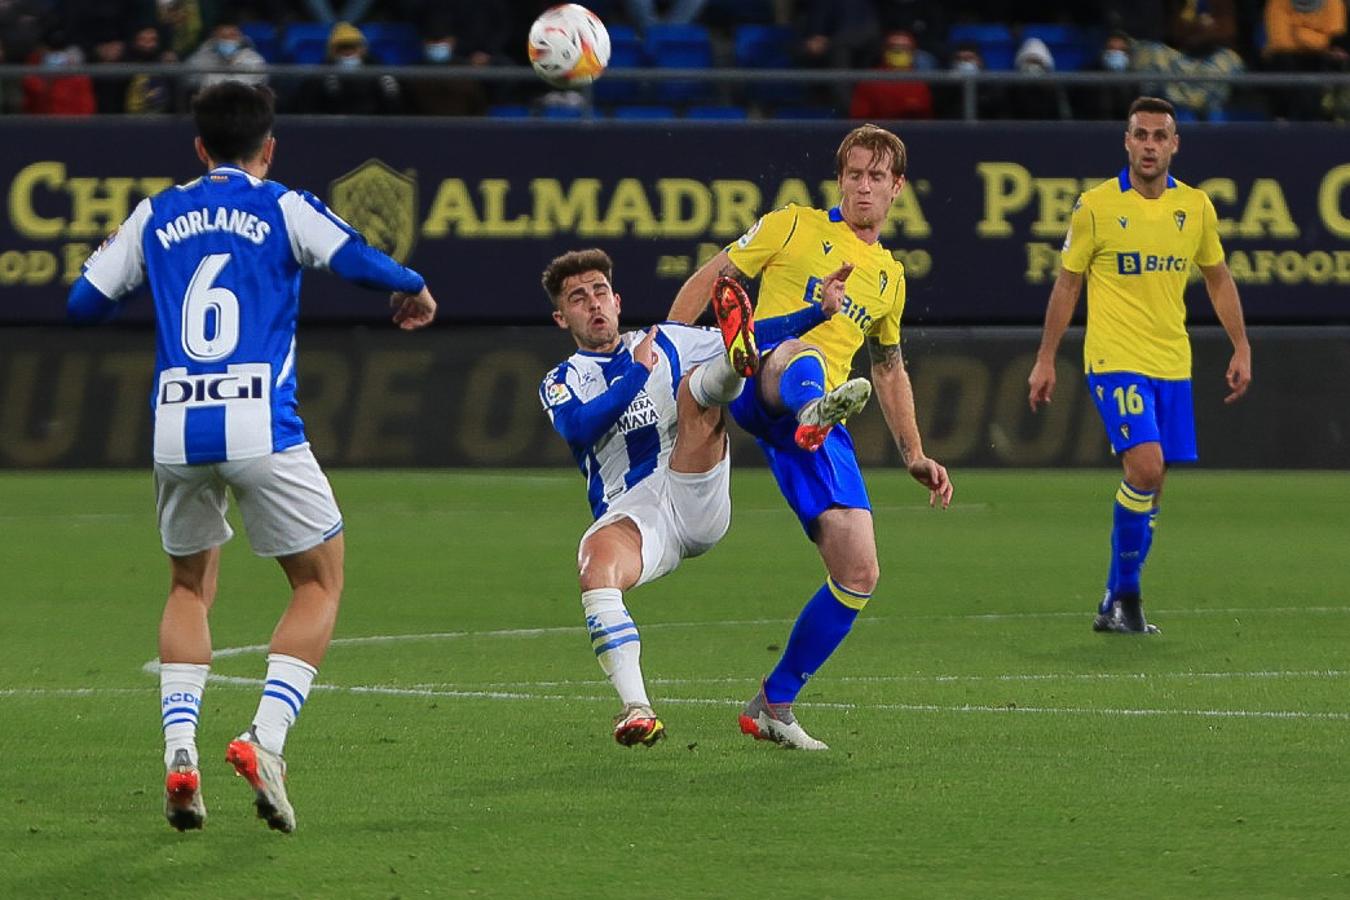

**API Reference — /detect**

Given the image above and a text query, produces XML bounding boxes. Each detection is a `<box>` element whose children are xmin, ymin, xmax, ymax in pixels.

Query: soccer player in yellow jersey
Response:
<box><xmin>670</xmin><ymin>124</ymin><xmax>953</xmax><ymax>749</ymax></box>
<box><xmin>1028</xmin><ymin>96</ymin><xmax>1252</xmax><ymax>634</ymax></box>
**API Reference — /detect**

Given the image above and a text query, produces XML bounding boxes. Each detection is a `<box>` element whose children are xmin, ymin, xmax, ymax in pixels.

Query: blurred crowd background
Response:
<box><xmin>1</xmin><ymin>0</ymin><xmax>1346</xmax><ymax>121</ymax></box>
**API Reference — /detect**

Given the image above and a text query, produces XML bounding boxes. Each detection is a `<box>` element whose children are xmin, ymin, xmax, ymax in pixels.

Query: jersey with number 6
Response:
<box><xmin>82</xmin><ymin>166</ymin><xmax>362</xmax><ymax>465</ymax></box>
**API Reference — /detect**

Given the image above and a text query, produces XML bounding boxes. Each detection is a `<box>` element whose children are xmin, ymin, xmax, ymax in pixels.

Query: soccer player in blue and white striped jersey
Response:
<box><xmin>539</xmin><ymin>248</ymin><xmax>847</xmax><ymax>746</ymax></box>
<box><xmin>67</xmin><ymin>82</ymin><xmax>437</xmax><ymax>832</ymax></box>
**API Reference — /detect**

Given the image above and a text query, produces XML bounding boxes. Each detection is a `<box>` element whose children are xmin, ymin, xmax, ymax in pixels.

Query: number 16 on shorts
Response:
<box><xmin>1086</xmin><ymin>371</ymin><xmax>1198</xmax><ymax>462</ymax></box>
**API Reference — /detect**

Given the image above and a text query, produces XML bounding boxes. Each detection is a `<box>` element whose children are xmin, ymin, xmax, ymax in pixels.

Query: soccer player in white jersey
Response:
<box><xmin>66</xmin><ymin>83</ymin><xmax>437</xmax><ymax>832</ymax></box>
<box><xmin>539</xmin><ymin>248</ymin><xmax>849</xmax><ymax>746</ymax></box>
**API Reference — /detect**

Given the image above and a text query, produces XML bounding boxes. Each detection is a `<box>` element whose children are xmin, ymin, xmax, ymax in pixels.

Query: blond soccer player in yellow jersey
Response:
<box><xmin>1028</xmin><ymin>96</ymin><xmax>1252</xmax><ymax>635</ymax></box>
<box><xmin>669</xmin><ymin>124</ymin><xmax>953</xmax><ymax>750</ymax></box>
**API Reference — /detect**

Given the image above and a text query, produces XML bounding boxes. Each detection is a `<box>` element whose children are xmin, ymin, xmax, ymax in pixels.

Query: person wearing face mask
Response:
<box><xmin>1006</xmin><ymin>36</ymin><xmax>1074</xmax><ymax>120</ymax></box>
<box><xmin>849</xmin><ymin>30</ymin><xmax>935</xmax><ymax>120</ymax></box>
<box><xmin>186</xmin><ymin>19</ymin><xmax>268</xmax><ymax>93</ymax></box>
<box><xmin>296</xmin><ymin>21</ymin><xmax>401</xmax><ymax>114</ymax></box>
<box><xmin>935</xmin><ymin>41</ymin><xmax>1001</xmax><ymax>119</ymax></box>
<box><xmin>402</xmin><ymin>17</ymin><xmax>487</xmax><ymax>116</ymax></box>
<box><xmin>1074</xmin><ymin>31</ymin><xmax>1139</xmax><ymax>120</ymax></box>
<box><xmin>21</xmin><ymin>26</ymin><xmax>95</xmax><ymax>115</ymax></box>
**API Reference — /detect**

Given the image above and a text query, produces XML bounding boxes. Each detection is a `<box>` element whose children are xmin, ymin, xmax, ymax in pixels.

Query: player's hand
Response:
<box><xmin>391</xmin><ymin>286</ymin><xmax>436</xmax><ymax>330</ymax></box>
<box><xmin>633</xmin><ymin>326</ymin><xmax>658</xmax><ymax>372</ymax></box>
<box><xmin>1027</xmin><ymin>357</ymin><xmax>1056</xmax><ymax>412</ymax></box>
<box><xmin>908</xmin><ymin>456</ymin><xmax>953</xmax><ymax>509</ymax></box>
<box><xmin>819</xmin><ymin>263</ymin><xmax>854</xmax><ymax>317</ymax></box>
<box><xmin>1224</xmin><ymin>344</ymin><xmax>1252</xmax><ymax>404</ymax></box>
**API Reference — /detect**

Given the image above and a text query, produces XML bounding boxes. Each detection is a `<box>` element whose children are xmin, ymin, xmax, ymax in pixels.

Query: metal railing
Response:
<box><xmin>4</xmin><ymin>63</ymin><xmax>1349</xmax><ymax>120</ymax></box>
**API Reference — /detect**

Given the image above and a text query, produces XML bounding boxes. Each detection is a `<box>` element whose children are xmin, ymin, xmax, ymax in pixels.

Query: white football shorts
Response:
<box><xmin>579</xmin><ymin>451</ymin><xmax>732</xmax><ymax>588</ymax></box>
<box><xmin>154</xmin><ymin>443</ymin><xmax>343</xmax><ymax>558</ymax></box>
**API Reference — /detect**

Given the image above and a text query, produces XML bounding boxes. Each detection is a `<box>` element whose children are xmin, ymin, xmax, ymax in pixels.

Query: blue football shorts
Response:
<box><xmin>1086</xmin><ymin>371</ymin><xmax>1198</xmax><ymax>463</ymax></box>
<box><xmin>729</xmin><ymin>376</ymin><xmax>871</xmax><ymax>538</ymax></box>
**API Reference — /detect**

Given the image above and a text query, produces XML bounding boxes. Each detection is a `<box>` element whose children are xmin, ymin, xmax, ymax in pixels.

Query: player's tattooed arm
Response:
<box><xmin>866</xmin><ymin>336</ymin><xmax>902</xmax><ymax>374</ymax></box>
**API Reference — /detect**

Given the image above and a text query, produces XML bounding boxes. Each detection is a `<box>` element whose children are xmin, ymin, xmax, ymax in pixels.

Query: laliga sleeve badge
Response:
<box><xmin>735</xmin><ymin>217</ymin><xmax>763</xmax><ymax>249</ymax></box>
<box><xmin>546</xmin><ymin>381</ymin><xmax>573</xmax><ymax>407</ymax></box>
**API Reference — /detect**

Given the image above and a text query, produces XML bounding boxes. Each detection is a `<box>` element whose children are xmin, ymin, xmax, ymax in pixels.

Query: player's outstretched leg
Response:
<box><xmin>613</xmin><ymin>703</ymin><xmax>666</xmax><ymax>747</ymax></box>
<box><xmin>738</xmin><ymin>683</ymin><xmax>828</xmax><ymax>751</ymax></box>
<box><xmin>164</xmin><ymin>748</ymin><xmax>206</xmax><ymax>831</ymax></box>
<box><xmin>711</xmin><ymin>275</ymin><xmax>759</xmax><ymax>377</ymax></box>
<box><xmin>795</xmin><ymin>377</ymin><xmax>872</xmax><ymax>452</ymax></box>
<box><xmin>226</xmin><ymin>726</ymin><xmax>296</xmax><ymax>833</ymax></box>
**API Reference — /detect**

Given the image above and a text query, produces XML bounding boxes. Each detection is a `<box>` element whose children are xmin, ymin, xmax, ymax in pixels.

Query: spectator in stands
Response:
<box><xmin>125</xmin><ymin>23</ymin><xmax>177</xmax><ymax>114</ymax></box>
<box><xmin>402</xmin><ymin>15</ymin><xmax>487</xmax><ymax>115</ymax></box>
<box><xmin>849</xmin><ymin>30</ymin><xmax>935</xmax><ymax>120</ymax></box>
<box><xmin>295</xmin><ymin>20</ymin><xmax>402</xmax><ymax>114</ymax></box>
<box><xmin>89</xmin><ymin>23</ymin><xmax>131</xmax><ymax>114</ymax></box>
<box><xmin>186</xmin><ymin>18</ymin><xmax>268</xmax><ymax>93</ymax></box>
<box><xmin>1263</xmin><ymin>0</ymin><xmax>1348</xmax><ymax>119</ymax></box>
<box><xmin>878</xmin><ymin>0</ymin><xmax>949</xmax><ymax>58</ymax></box>
<box><xmin>625</xmin><ymin>0</ymin><xmax>710</xmax><ymax>32</ymax></box>
<box><xmin>0</xmin><ymin>0</ymin><xmax>50</xmax><ymax>64</ymax></box>
<box><xmin>935</xmin><ymin>41</ymin><xmax>1003</xmax><ymax>119</ymax></box>
<box><xmin>1005</xmin><ymin>36</ymin><xmax>1073</xmax><ymax>119</ymax></box>
<box><xmin>1074</xmin><ymin>30</ymin><xmax>1138</xmax><ymax>120</ymax></box>
<box><xmin>159</xmin><ymin>0</ymin><xmax>209</xmax><ymax>60</ymax></box>
<box><xmin>1132</xmin><ymin>0</ymin><xmax>1245</xmax><ymax>120</ymax></box>
<box><xmin>22</xmin><ymin>26</ymin><xmax>96</xmax><ymax>115</ymax></box>
<box><xmin>797</xmin><ymin>0</ymin><xmax>882</xmax><ymax>69</ymax></box>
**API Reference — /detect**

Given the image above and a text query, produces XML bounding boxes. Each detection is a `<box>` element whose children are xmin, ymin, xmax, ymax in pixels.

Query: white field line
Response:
<box><xmin>12</xmin><ymin>678</ymin><xmax>1348</xmax><ymax>723</ymax></box>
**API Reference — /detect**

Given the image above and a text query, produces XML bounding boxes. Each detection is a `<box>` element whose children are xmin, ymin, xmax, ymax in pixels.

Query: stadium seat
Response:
<box><xmin>593</xmin><ymin>24</ymin><xmax>646</xmax><ymax>105</ymax></box>
<box><xmin>948</xmin><ymin>23</ymin><xmax>1015</xmax><ymax>71</ymax></box>
<box><xmin>487</xmin><ymin>104</ymin><xmax>531</xmax><ymax>118</ymax></box>
<box><xmin>1020</xmin><ymin>23</ymin><xmax>1090</xmax><ymax>72</ymax></box>
<box><xmin>281</xmin><ymin>22</ymin><xmax>332</xmax><ymax>63</ymax></box>
<box><xmin>370</xmin><ymin>37</ymin><xmax>420</xmax><ymax>65</ymax></box>
<box><xmin>733</xmin><ymin>24</ymin><xmax>801</xmax><ymax>105</ymax></box>
<box><xmin>360</xmin><ymin>22</ymin><xmax>419</xmax><ymax>46</ymax></box>
<box><xmin>647</xmin><ymin>24</ymin><xmax>713</xmax><ymax>103</ymax></box>
<box><xmin>241</xmin><ymin>22</ymin><xmax>280</xmax><ymax>63</ymax></box>
<box><xmin>542</xmin><ymin>104</ymin><xmax>586</xmax><ymax>119</ymax></box>
<box><xmin>686</xmin><ymin>105</ymin><xmax>749</xmax><ymax>119</ymax></box>
<box><xmin>612</xmin><ymin>105</ymin><xmax>677</xmax><ymax>119</ymax></box>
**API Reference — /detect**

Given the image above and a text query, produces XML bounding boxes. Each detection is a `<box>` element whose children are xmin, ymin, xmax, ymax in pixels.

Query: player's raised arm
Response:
<box><xmin>1199</xmin><ymin>261</ymin><xmax>1252</xmax><ymax>404</ymax></box>
<box><xmin>1028</xmin><ymin>268</ymin><xmax>1085</xmax><ymax>411</ymax></box>
<box><xmin>278</xmin><ymin>190</ymin><xmax>436</xmax><ymax>329</ymax></box>
<box><xmin>669</xmin><ymin>249</ymin><xmax>750</xmax><ymax>324</ymax></box>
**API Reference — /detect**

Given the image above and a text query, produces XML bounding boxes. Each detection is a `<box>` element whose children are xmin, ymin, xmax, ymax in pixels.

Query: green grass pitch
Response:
<box><xmin>1</xmin><ymin>469</ymin><xmax>1348</xmax><ymax>898</ymax></box>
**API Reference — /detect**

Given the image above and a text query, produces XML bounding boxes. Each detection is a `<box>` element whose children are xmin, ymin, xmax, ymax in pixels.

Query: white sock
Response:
<box><xmin>160</xmin><ymin>662</ymin><xmax>208</xmax><ymax>769</ymax></box>
<box><xmin>246</xmin><ymin>653</ymin><xmax>317</xmax><ymax>756</ymax></box>
<box><xmin>582</xmin><ymin>588</ymin><xmax>650</xmax><ymax>707</ymax></box>
<box><xmin>688</xmin><ymin>356</ymin><xmax>744</xmax><ymax>408</ymax></box>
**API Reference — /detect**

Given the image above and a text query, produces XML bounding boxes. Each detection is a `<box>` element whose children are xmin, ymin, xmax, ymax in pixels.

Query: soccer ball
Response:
<box><xmin>528</xmin><ymin>4</ymin><xmax>611</xmax><ymax>87</ymax></box>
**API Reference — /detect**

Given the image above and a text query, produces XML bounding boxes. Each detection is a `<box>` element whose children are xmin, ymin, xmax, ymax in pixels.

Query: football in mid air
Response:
<box><xmin>528</xmin><ymin>4</ymin><xmax>611</xmax><ymax>87</ymax></box>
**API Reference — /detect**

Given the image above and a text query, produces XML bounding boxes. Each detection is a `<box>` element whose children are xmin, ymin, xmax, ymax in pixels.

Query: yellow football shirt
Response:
<box><xmin>727</xmin><ymin>204</ymin><xmax>905</xmax><ymax>391</ymax></box>
<box><xmin>1060</xmin><ymin>169</ymin><xmax>1224</xmax><ymax>379</ymax></box>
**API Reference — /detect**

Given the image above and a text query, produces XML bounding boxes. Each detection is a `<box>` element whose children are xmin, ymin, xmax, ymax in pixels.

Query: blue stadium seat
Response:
<box><xmin>1020</xmin><ymin>23</ymin><xmax>1090</xmax><ymax>72</ymax></box>
<box><xmin>646</xmin><ymin>24</ymin><xmax>713</xmax><ymax>103</ymax></box>
<box><xmin>360</xmin><ymin>22</ymin><xmax>419</xmax><ymax>46</ymax></box>
<box><xmin>282</xmin><ymin>23</ymin><xmax>333</xmax><ymax>63</ymax></box>
<box><xmin>370</xmin><ymin>37</ymin><xmax>421</xmax><ymax>65</ymax></box>
<box><xmin>593</xmin><ymin>24</ymin><xmax>646</xmax><ymax>105</ymax></box>
<box><xmin>487</xmin><ymin>104</ymin><xmax>532</xmax><ymax>118</ymax></box>
<box><xmin>686</xmin><ymin>105</ymin><xmax>749</xmax><ymax>119</ymax></box>
<box><xmin>948</xmin><ymin>23</ymin><xmax>1015</xmax><ymax>71</ymax></box>
<box><xmin>612</xmin><ymin>105</ymin><xmax>677</xmax><ymax>119</ymax></box>
<box><xmin>733</xmin><ymin>24</ymin><xmax>801</xmax><ymax>105</ymax></box>
<box><xmin>541</xmin><ymin>105</ymin><xmax>586</xmax><ymax>119</ymax></box>
<box><xmin>241</xmin><ymin>22</ymin><xmax>279</xmax><ymax>63</ymax></box>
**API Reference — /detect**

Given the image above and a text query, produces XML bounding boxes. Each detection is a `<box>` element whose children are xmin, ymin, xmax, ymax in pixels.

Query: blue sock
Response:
<box><xmin>763</xmin><ymin>579</ymin><xmax>869</xmax><ymax>704</ymax></box>
<box><xmin>1111</xmin><ymin>481</ymin><xmax>1157</xmax><ymax>597</ymax></box>
<box><xmin>778</xmin><ymin>350</ymin><xmax>827</xmax><ymax>415</ymax></box>
<box><xmin>1101</xmin><ymin>503</ymin><xmax>1159</xmax><ymax>613</ymax></box>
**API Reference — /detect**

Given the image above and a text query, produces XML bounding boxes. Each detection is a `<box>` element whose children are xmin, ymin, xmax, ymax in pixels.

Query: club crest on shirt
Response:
<box><xmin>329</xmin><ymin>158</ymin><xmax>418</xmax><ymax>263</ymax></box>
<box><xmin>1120</xmin><ymin>423</ymin><xmax>1130</xmax><ymax>439</ymax></box>
<box><xmin>1173</xmin><ymin>210</ymin><xmax>1187</xmax><ymax>230</ymax></box>
<box><xmin>1117</xmin><ymin>216</ymin><xmax>1128</xmax><ymax>229</ymax></box>
<box><xmin>545</xmin><ymin>381</ymin><xmax>572</xmax><ymax>407</ymax></box>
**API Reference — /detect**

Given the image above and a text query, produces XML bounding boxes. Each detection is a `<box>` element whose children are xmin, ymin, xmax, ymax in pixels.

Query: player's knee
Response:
<box><xmin>1125</xmin><ymin>456</ymin><xmax>1166</xmax><ymax>491</ymax></box>
<box><xmin>834</xmin><ymin>561</ymin><xmax>879</xmax><ymax>597</ymax></box>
